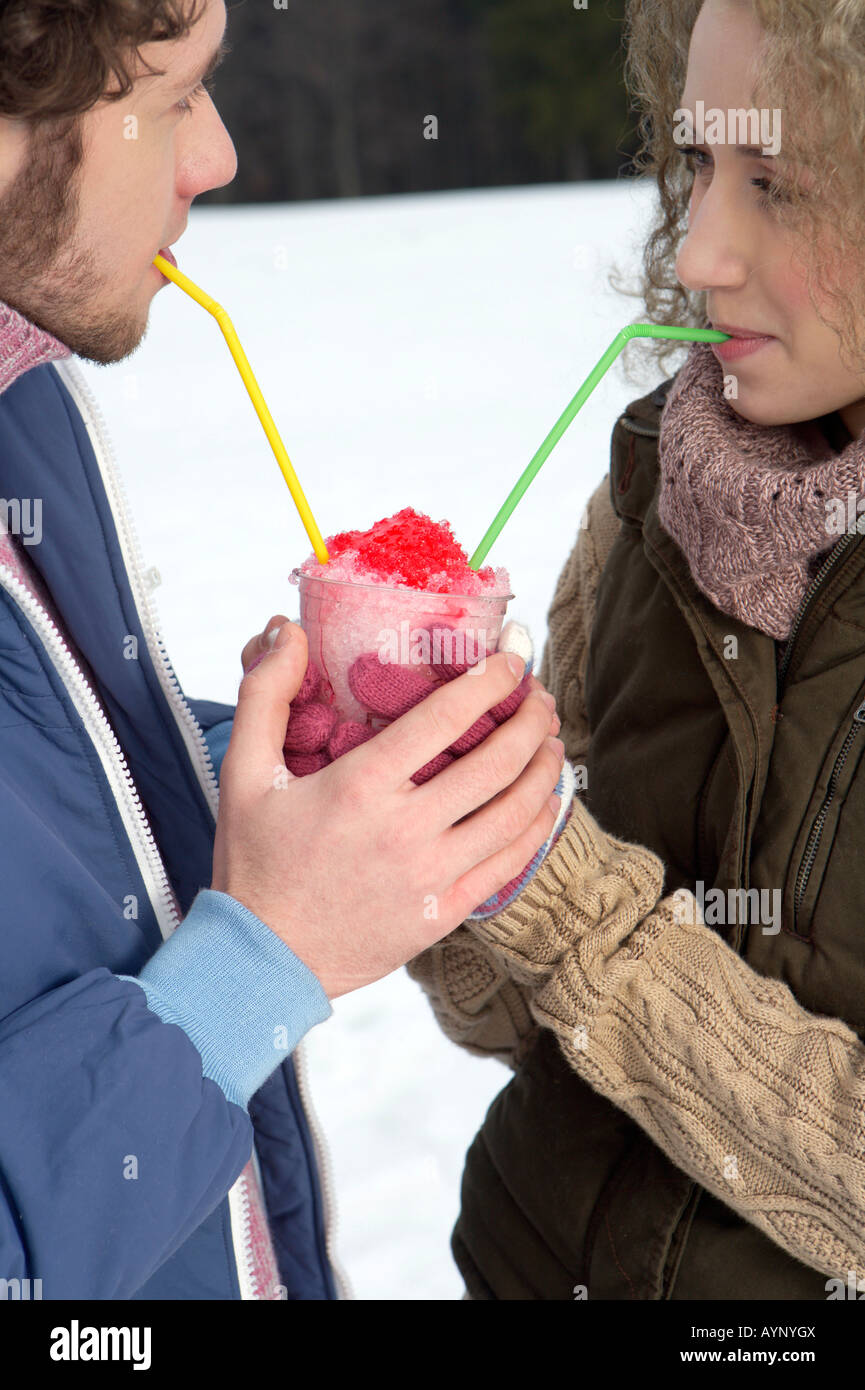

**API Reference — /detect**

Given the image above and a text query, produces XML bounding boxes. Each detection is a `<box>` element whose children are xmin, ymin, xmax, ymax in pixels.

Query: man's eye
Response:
<box><xmin>176</xmin><ymin>77</ymin><xmax>215</xmax><ymax>115</ymax></box>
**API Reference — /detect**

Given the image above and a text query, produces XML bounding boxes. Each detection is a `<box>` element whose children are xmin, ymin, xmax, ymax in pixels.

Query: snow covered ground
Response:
<box><xmin>78</xmin><ymin>177</ymin><xmax>670</xmax><ymax>1300</ymax></box>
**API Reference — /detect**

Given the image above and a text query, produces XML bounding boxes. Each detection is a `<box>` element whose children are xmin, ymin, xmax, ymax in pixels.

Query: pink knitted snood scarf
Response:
<box><xmin>657</xmin><ymin>341</ymin><xmax>862</xmax><ymax>640</ymax></box>
<box><xmin>0</xmin><ymin>299</ymin><xmax>71</xmax><ymax>397</ymax></box>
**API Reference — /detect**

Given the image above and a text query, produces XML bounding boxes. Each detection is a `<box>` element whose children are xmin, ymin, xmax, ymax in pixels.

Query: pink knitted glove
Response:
<box><xmin>340</xmin><ymin>619</ymin><xmax>535</xmax><ymax>784</ymax></box>
<box><xmin>250</xmin><ymin>619</ymin><xmax>533</xmax><ymax>782</ymax></box>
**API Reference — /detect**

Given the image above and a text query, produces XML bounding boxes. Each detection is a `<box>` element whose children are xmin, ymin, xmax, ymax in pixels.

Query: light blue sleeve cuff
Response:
<box><xmin>202</xmin><ymin>718</ymin><xmax>234</xmax><ymax>782</ymax></box>
<box><xmin>117</xmin><ymin>888</ymin><xmax>333</xmax><ymax>1111</ymax></box>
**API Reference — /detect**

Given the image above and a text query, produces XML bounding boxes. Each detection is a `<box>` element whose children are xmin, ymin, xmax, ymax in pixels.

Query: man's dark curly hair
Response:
<box><xmin>0</xmin><ymin>0</ymin><xmax>207</xmax><ymax>123</ymax></box>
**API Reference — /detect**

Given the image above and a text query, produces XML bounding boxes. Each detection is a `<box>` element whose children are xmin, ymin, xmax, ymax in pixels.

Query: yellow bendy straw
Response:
<box><xmin>152</xmin><ymin>253</ymin><xmax>330</xmax><ymax>564</ymax></box>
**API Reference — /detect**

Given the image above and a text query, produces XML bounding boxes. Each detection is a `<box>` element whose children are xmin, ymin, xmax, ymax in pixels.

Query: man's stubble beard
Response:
<box><xmin>0</xmin><ymin>115</ymin><xmax>150</xmax><ymax>364</ymax></box>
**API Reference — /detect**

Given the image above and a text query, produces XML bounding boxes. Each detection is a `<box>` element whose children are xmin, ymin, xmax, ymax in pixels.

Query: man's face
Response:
<box><xmin>0</xmin><ymin>0</ymin><xmax>236</xmax><ymax>364</ymax></box>
<box><xmin>675</xmin><ymin>0</ymin><xmax>865</xmax><ymax>437</ymax></box>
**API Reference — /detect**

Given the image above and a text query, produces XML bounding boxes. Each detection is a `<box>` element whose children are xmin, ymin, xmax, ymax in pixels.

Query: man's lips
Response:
<box><xmin>156</xmin><ymin>246</ymin><xmax>178</xmax><ymax>267</ymax></box>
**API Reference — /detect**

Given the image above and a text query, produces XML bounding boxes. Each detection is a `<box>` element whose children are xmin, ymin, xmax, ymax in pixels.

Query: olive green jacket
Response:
<box><xmin>407</xmin><ymin>376</ymin><xmax>865</xmax><ymax>1300</ymax></box>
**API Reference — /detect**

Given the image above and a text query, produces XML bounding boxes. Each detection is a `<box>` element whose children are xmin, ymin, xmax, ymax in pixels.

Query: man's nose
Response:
<box><xmin>177</xmin><ymin>102</ymin><xmax>238</xmax><ymax>200</ymax></box>
<box><xmin>675</xmin><ymin>180</ymin><xmax>753</xmax><ymax>295</ymax></box>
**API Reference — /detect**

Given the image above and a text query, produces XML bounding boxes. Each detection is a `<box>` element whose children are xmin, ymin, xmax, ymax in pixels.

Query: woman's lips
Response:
<box><xmin>711</xmin><ymin>334</ymin><xmax>776</xmax><ymax>362</ymax></box>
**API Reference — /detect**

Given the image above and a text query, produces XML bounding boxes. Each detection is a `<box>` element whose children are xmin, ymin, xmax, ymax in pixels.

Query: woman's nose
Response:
<box><xmin>675</xmin><ymin>181</ymin><xmax>753</xmax><ymax>295</ymax></box>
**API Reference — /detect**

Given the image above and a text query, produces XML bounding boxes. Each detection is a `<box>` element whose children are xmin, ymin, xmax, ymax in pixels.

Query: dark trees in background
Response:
<box><xmin>201</xmin><ymin>0</ymin><xmax>638</xmax><ymax>205</ymax></box>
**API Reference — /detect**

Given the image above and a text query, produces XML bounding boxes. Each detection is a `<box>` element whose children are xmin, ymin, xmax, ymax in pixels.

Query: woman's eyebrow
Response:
<box><xmin>676</xmin><ymin>125</ymin><xmax>776</xmax><ymax>158</ymax></box>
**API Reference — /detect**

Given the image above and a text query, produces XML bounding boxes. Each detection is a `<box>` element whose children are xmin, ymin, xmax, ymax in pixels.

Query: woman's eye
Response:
<box><xmin>677</xmin><ymin>144</ymin><xmax>789</xmax><ymax>205</ymax></box>
<box><xmin>678</xmin><ymin>144</ymin><xmax>712</xmax><ymax>177</ymax></box>
<box><xmin>750</xmin><ymin>174</ymin><xmax>791</xmax><ymax>204</ymax></box>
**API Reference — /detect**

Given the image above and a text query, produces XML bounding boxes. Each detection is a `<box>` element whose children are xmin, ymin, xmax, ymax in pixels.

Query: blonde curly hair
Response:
<box><xmin>614</xmin><ymin>0</ymin><xmax>865</xmax><ymax>389</ymax></box>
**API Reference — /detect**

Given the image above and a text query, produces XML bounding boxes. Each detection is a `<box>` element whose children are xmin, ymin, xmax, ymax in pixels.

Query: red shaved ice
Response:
<box><xmin>297</xmin><ymin>507</ymin><xmax>510</xmax><ymax>596</ymax></box>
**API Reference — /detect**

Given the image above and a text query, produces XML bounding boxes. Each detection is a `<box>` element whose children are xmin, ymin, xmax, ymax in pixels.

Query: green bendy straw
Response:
<box><xmin>468</xmin><ymin>323</ymin><xmax>730</xmax><ymax>570</ymax></box>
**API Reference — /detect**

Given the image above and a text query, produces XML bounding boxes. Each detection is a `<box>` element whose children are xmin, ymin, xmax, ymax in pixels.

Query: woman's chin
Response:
<box><xmin>724</xmin><ymin>395</ymin><xmax>785</xmax><ymax>428</ymax></box>
<box><xmin>724</xmin><ymin>384</ymin><xmax>812</xmax><ymax>431</ymax></box>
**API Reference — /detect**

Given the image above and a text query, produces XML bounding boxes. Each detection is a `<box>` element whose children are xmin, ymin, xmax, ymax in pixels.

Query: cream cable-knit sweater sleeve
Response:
<box><xmin>407</xmin><ymin>473</ymin><xmax>865</xmax><ymax>1283</ymax></box>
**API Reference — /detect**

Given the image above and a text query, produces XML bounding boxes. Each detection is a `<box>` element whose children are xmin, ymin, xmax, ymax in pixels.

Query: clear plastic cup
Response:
<box><xmin>289</xmin><ymin>568</ymin><xmax>514</xmax><ymax>727</ymax></box>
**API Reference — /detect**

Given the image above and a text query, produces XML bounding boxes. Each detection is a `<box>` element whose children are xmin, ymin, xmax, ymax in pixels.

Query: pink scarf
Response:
<box><xmin>0</xmin><ymin>299</ymin><xmax>71</xmax><ymax>396</ymax></box>
<box><xmin>0</xmin><ymin>297</ymin><xmax>75</xmax><ymax>634</ymax></box>
<box><xmin>657</xmin><ymin>341</ymin><xmax>860</xmax><ymax>640</ymax></box>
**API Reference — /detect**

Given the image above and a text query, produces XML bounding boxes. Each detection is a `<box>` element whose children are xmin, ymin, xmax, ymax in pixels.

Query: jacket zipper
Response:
<box><xmin>50</xmin><ymin>358</ymin><xmax>351</xmax><ymax>1300</ymax></box>
<box><xmin>619</xmin><ymin>415</ymin><xmax>660</xmax><ymax>439</ymax></box>
<box><xmin>227</xmin><ymin>1141</ymin><xmax>352</xmax><ymax>1302</ymax></box>
<box><xmin>0</xmin><ymin>565</ymin><xmax>181</xmax><ymax>942</ymax></box>
<box><xmin>54</xmin><ymin>360</ymin><xmax>222</xmax><ymax>820</ymax></box>
<box><xmin>771</xmin><ymin>528</ymin><xmax>864</xmax><ymax>930</ymax></box>
<box><xmin>776</xmin><ymin>529</ymin><xmax>860</xmax><ymax>691</ymax></box>
<box><xmin>227</xmin><ymin>1165</ymin><xmax>260</xmax><ymax>1300</ymax></box>
<box><xmin>293</xmin><ymin>1036</ymin><xmax>354</xmax><ymax>1299</ymax></box>
<box><xmin>793</xmin><ymin>698</ymin><xmax>865</xmax><ymax>924</ymax></box>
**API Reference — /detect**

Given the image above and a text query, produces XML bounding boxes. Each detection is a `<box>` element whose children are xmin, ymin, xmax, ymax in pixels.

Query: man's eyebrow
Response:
<box><xmin>166</xmin><ymin>33</ymin><xmax>231</xmax><ymax>97</ymax></box>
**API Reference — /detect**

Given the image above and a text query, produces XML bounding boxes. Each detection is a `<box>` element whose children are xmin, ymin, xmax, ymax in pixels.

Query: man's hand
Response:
<box><xmin>212</xmin><ymin>615</ymin><xmax>564</xmax><ymax>999</ymax></box>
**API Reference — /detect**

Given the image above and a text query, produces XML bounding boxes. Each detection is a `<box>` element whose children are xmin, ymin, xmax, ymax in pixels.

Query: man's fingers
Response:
<box><xmin>240</xmin><ymin>614</ymin><xmax>292</xmax><ymax>675</ymax></box>
<box><xmin>440</xmin><ymin>733</ymin><xmax>563</xmax><ymax>881</ymax></box>
<box><xmin>529</xmin><ymin>672</ymin><xmax>560</xmax><ymax>734</ymax></box>
<box><xmin>413</xmin><ymin>686</ymin><xmax>556</xmax><ymax>832</ymax></box>
<box><xmin>221</xmin><ymin>621</ymin><xmax>309</xmax><ymax>793</ymax></box>
<box><xmin>363</xmin><ymin>650</ymin><xmax>528</xmax><ymax>786</ymax></box>
<box><xmin>444</xmin><ymin>794</ymin><xmax>560</xmax><ymax>924</ymax></box>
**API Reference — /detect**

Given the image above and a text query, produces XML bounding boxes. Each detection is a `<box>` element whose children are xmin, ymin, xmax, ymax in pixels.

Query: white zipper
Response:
<box><xmin>293</xmin><ymin>1036</ymin><xmax>354</xmax><ymax>1299</ymax></box>
<box><xmin>54</xmin><ymin>359</ymin><xmax>222</xmax><ymax>824</ymax></box>
<box><xmin>228</xmin><ymin>1146</ymin><xmax>294</xmax><ymax>1300</ymax></box>
<box><xmin>0</xmin><ymin>563</ymin><xmax>182</xmax><ymax>943</ymax></box>
<box><xmin>52</xmin><ymin>356</ymin><xmax>351</xmax><ymax>1300</ymax></box>
<box><xmin>227</xmin><ymin>1167</ymin><xmax>258</xmax><ymax>1301</ymax></box>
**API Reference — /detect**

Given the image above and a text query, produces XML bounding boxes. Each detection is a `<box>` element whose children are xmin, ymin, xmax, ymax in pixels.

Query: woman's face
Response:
<box><xmin>675</xmin><ymin>0</ymin><xmax>865</xmax><ymax>437</ymax></box>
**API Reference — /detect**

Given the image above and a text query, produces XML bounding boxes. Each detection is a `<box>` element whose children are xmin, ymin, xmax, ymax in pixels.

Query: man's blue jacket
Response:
<box><xmin>0</xmin><ymin>355</ymin><xmax>346</xmax><ymax>1300</ymax></box>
